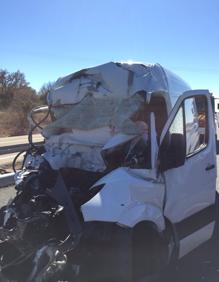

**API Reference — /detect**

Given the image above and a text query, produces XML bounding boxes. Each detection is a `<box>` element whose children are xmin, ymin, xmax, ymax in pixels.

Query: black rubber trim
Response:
<box><xmin>175</xmin><ymin>204</ymin><xmax>215</xmax><ymax>240</ymax></box>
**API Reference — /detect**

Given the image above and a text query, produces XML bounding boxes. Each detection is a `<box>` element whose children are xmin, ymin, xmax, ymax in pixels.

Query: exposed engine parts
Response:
<box><xmin>0</xmin><ymin>159</ymin><xmax>106</xmax><ymax>282</ymax></box>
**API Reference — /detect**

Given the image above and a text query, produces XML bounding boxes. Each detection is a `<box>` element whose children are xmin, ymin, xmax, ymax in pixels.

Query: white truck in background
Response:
<box><xmin>0</xmin><ymin>62</ymin><xmax>217</xmax><ymax>282</ymax></box>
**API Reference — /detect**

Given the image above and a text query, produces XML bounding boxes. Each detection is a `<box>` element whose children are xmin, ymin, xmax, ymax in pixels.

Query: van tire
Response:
<box><xmin>75</xmin><ymin>222</ymin><xmax>169</xmax><ymax>282</ymax></box>
<box><xmin>132</xmin><ymin>222</ymin><xmax>169</xmax><ymax>282</ymax></box>
<box><xmin>75</xmin><ymin>222</ymin><xmax>133</xmax><ymax>282</ymax></box>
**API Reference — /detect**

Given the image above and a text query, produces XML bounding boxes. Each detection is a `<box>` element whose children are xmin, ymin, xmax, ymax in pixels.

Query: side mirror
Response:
<box><xmin>159</xmin><ymin>133</ymin><xmax>186</xmax><ymax>172</ymax></box>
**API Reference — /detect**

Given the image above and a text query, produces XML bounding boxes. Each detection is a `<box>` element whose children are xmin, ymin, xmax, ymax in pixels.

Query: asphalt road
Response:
<box><xmin>0</xmin><ymin>186</ymin><xmax>16</xmax><ymax>207</ymax></box>
<box><xmin>161</xmin><ymin>206</ymin><xmax>219</xmax><ymax>282</ymax></box>
<box><xmin>0</xmin><ymin>158</ymin><xmax>219</xmax><ymax>281</ymax></box>
<box><xmin>0</xmin><ymin>153</ymin><xmax>20</xmax><ymax>171</ymax></box>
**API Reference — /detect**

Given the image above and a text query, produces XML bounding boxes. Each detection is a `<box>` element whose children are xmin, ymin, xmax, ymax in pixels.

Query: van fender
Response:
<box><xmin>117</xmin><ymin>203</ymin><xmax>165</xmax><ymax>231</ymax></box>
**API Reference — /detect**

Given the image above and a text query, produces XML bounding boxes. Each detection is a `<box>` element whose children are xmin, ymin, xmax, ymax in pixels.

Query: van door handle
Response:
<box><xmin>205</xmin><ymin>164</ymin><xmax>215</xmax><ymax>171</ymax></box>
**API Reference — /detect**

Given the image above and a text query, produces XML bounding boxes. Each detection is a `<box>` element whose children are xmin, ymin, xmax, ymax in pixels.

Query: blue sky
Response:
<box><xmin>0</xmin><ymin>0</ymin><xmax>219</xmax><ymax>96</ymax></box>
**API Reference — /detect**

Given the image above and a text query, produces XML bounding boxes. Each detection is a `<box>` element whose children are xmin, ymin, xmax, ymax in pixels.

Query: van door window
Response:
<box><xmin>169</xmin><ymin>106</ymin><xmax>184</xmax><ymax>135</ymax></box>
<box><xmin>159</xmin><ymin>95</ymin><xmax>209</xmax><ymax>171</ymax></box>
<box><xmin>184</xmin><ymin>96</ymin><xmax>208</xmax><ymax>156</ymax></box>
<box><xmin>159</xmin><ymin>106</ymin><xmax>186</xmax><ymax>171</ymax></box>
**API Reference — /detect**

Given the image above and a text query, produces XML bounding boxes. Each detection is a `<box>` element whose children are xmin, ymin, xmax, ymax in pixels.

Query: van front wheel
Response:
<box><xmin>133</xmin><ymin>222</ymin><xmax>169</xmax><ymax>282</ymax></box>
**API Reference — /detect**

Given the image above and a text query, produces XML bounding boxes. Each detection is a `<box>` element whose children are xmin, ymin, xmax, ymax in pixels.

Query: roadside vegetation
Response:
<box><xmin>0</xmin><ymin>69</ymin><xmax>52</xmax><ymax>137</ymax></box>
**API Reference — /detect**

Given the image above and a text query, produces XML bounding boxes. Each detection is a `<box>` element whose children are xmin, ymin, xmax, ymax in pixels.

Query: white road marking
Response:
<box><xmin>0</xmin><ymin>153</ymin><xmax>18</xmax><ymax>161</ymax></box>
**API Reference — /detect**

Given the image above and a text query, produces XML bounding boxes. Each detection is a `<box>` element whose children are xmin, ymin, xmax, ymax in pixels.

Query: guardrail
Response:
<box><xmin>0</xmin><ymin>141</ymin><xmax>44</xmax><ymax>187</ymax></box>
<box><xmin>0</xmin><ymin>142</ymin><xmax>43</xmax><ymax>155</ymax></box>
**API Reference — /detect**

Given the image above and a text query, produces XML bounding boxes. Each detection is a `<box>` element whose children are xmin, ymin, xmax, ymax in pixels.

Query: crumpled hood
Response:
<box><xmin>81</xmin><ymin>167</ymin><xmax>165</xmax><ymax>229</ymax></box>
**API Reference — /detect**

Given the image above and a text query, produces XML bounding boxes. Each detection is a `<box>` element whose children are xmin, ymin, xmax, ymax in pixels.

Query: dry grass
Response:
<box><xmin>0</xmin><ymin>111</ymin><xmax>29</xmax><ymax>137</ymax></box>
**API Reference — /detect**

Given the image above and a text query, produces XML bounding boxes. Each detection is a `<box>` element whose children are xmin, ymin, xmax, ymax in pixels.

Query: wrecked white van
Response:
<box><xmin>0</xmin><ymin>62</ymin><xmax>217</xmax><ymax>282</ymax></box>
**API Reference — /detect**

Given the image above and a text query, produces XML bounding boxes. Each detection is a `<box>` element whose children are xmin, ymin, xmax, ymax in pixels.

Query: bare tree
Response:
<box><xmin>38</xmin><ymin>82</ymin><xmax>54</xmax><ymax>104</ymax></box>
<box><xmin>0</xmin><ymin>69</ymin><xmax>28</xmax><ymax>93</ymax></box>
<box><xmin>0</xmin><ymin>69</ymin><xmax>41</xmax><ymax>136</ymax></box>
<box><xmin>0</xmin><ymin>69</ymin><xmax>30</xmax><ymax>109</ymax></box>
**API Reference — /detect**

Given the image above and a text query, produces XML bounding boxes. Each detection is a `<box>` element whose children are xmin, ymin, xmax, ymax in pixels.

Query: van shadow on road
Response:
<box><xmin>160</xmin><ymin>193</ymin><xmax>219</xmax><ymax>282</ymax></box>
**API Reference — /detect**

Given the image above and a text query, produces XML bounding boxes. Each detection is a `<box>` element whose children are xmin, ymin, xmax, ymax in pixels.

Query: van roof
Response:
<box><xmin>48</xmin><ymin>61</ymin><xmax>191</xmax><ymax>108</ymax></box>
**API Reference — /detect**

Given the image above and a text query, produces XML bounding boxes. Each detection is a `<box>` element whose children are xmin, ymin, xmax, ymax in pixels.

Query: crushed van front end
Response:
<box><xmin>0</xmin><ymin>62</ymin><xmax>190</xmax><ymax>281</ymax></box>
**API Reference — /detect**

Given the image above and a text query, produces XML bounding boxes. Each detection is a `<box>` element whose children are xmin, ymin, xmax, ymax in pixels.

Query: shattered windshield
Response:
<box><xmin>30</xmin><ymin>62</ymin><xmax>168</xmax><ymax>172</ymax></box>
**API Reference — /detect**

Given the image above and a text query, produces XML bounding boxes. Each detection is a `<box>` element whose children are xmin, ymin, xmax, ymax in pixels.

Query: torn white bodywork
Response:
<box><xmin>81</xmin><ymin>167</ymin><xmax>165</xmax><ymax>231</ymax></box>
<box><xmin>43</xmin><ymin>129</ymin><xmax>110</xmax><ymax>171</ymax></box>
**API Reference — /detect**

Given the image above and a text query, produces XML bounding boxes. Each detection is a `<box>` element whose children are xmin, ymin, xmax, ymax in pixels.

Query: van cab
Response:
<box><xmin>44</xmin><ymin>62</ymin><xmax>217</xmax><ymax>281</ymax></box>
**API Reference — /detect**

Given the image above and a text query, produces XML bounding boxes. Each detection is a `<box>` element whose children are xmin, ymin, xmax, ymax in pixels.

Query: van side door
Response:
<box><xmin>159</xmin><ymin>90</ymin><xmax>217</xmax><ymax>258</ymax></box>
